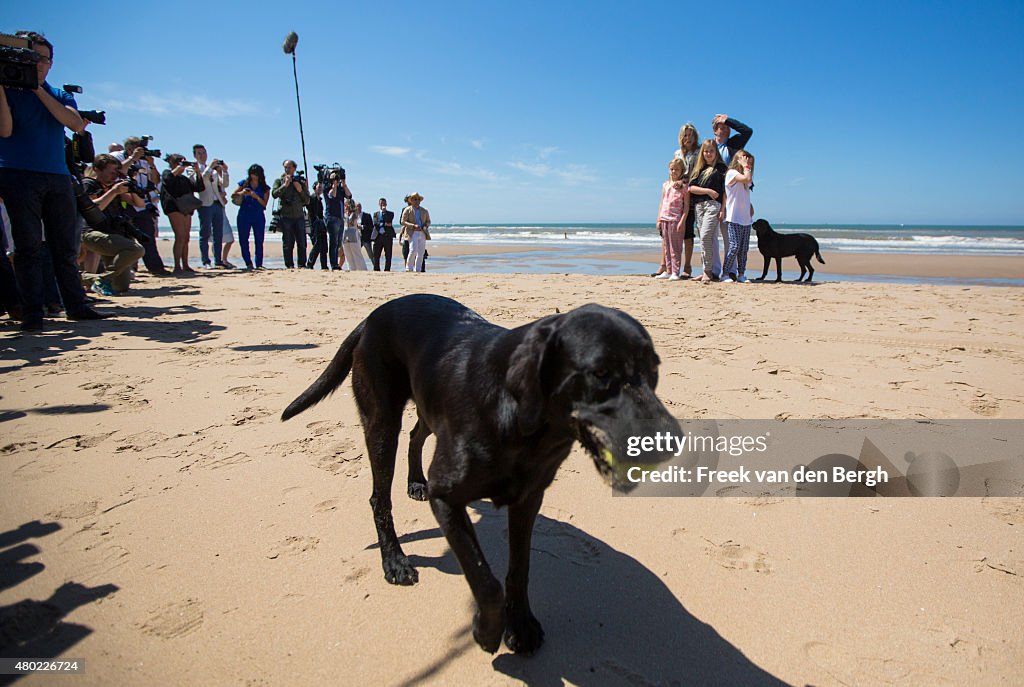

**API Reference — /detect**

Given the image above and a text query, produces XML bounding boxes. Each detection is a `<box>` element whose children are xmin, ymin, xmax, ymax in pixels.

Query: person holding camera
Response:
<box><xmin>304</xmin><ymin>182</ymin><xmax>329</xmax><ymax>270</ymax></box>
<box><xmin>231</xmin><ymin>164</ymin><xmax>270</xmax><ymax>270</ymax></box>
<box><xmin>324</xmin><ymin>170</ymin><xmax>351</xmax><ymax>270</ymax></box>
<box><xmin>193</xmin><ymin>144</ymin><xmax>229</xmax><ymax>269</ymax></box>
<box><xmin>79</xmin><ymin>154</ymin><xmax>146</xmax><ymax>295</ymax></box>
<box><xmin>0</xmin><ymin>31</ymin><xmax>110</xmax><ymax>330</ymax></box>
<box><xmin>272</xmin><ymin>160</ymin><xmax>310</xmax><ymax>269</ymax></box>
<box><xmin>116</xmin><ymin>137</ymin><xmax>168</xmax><ymax>275</ymax></box>
<box><xmin>160</xmin><ymin>153</ymin><xmax>204</xmax><ymax>274</ymax></box>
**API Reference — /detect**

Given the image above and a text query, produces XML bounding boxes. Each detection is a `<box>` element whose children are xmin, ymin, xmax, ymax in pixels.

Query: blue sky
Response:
<box><xmin>10</xmin><ymin>1</ymin><xmax>1024</xmax><ymax>224</ymax></box>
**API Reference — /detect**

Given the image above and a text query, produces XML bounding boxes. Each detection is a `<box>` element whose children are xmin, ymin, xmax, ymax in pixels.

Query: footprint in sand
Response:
<box><xmin>1</xmin><ymin>441</ymin><xmax>39</xmax><ymax>455</ymax></box>
<box><xmin>529</xmin><ymin>519</ymin><xmax>602</xmax><ymax>567</ymax></box>
<box><xmin>704</xmin><ymin>540</ymin><xmax>772</xmax><ymax>573</ymax></box>
<box><xmin>139</xmin><ymin>599</ymin><xmax>204</xmax><ymax>639</ymax></box>
<box><xmin>314</xmin><ymin>498</ymin><xmax>339</xmax><ymax>513</ymax></box>
<box><xmin>981</xmin><ymin>497</ymin><xmax>1024</xmax><ymax>525</ymax></box>
<box><xmin>115</xmin><ymin>430</ymin><xmax>169</xmax><ymax>453</ymax></box>
<box><xmin>804</xmin><ymin>640</ymin><xmax>955</xmax><ymax>686</ymax></box>
<box><xmin>305</xmin><ymin>420</ymin><xmax>342</xmax><ymax>437</ymax></box>
<box><xmin>48</xmin><ymin>501</ymin><xmax>98</xmax><ymax>520</ymax></box>
<box><xmin>46</xmin><ymin>432</ymin><xmax>115</xmax><ymax>451</ymax></box>
<box><xmin>266</xmin><ymin>536</ymin><xmax>320</xmax><ymax>559</ymax></box>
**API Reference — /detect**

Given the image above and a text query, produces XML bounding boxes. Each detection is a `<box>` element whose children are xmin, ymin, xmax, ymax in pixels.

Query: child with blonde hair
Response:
<box><xmin>655</xmin><ymin>158</ymin><xmax>689</xmax><ymax>280</ymax></box>
<box><xmin>721</xmin><ymin>150</ymin><xmax>755</xmax><ymax>282</ymax></box>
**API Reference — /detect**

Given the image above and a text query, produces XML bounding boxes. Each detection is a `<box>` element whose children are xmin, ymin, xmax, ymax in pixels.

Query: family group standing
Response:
<box><xmin>657</xmin><ymin>114</ymin><xmax>754</xmax><ymax>283</ymax></box>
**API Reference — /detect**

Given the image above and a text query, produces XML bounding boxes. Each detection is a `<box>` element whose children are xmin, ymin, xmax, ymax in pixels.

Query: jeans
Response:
<box><xmin>279</xmin><ymin>216</ymin><xmax>307</xmax><ymax>268</ymax></box>
<box><xmin>306</xmin><ymin>218</ymin><xmax>329</xmax><ymax>269</ymax></box>
<box><xmin>326</xmin><ymin>217</ymin><xmax>343</xmax><ymax>269</ymax></box>
<box><xmin>237</xmin><ymin>211</ymin><xmax>266</xmax><ymax>268</ymax></box>
<box><xmin>372</xmin><ymin>234</ymin><xmax>394</xmax><ymax>271</ymax></box>
<box><xmin>131</xmin><ymin>210</ymin><xmax>166</xmax><ymax>272</ymax></box>
<box><xmin>0</xmin><ymin>169</ymin><xmax>88</xmax><ymax>322</ymax></box>
<box><xmin>196</xmin><ymin>202</ymin><xmax>225</xmax><ymax>266</ymax></box>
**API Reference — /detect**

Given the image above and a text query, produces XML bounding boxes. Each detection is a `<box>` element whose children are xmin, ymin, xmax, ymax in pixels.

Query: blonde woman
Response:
<box><xmin>673</xmin><ymin>122</ymin><xmax>700</xmax><ymax>277</ymax></box>
<box><xmin>688</xmin><ymin>140</ymin><xmax>728</xmax><ymax>283</ymax></box>
<box><xmin>342</xmin><ymin>199</ymin><xmax>368</xmax><ymax>271</ymax></box>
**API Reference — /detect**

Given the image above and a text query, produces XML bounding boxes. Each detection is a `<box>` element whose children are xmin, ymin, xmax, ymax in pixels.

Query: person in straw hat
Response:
<box><xmin>400</xmin><ymin>191</ymin><xmax>431</xmax><ymax>272</ymax></box>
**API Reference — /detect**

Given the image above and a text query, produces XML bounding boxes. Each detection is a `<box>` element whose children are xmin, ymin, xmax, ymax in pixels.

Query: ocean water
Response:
<box><xmin>157</xmin><ymin>222</ymin><xmax>1024</xmax><ymax>284</ymax></box>
<box><xmin>159</xmin><ymin>222</ymin><xmax>1024</xmax><ymax>255</ymax></box>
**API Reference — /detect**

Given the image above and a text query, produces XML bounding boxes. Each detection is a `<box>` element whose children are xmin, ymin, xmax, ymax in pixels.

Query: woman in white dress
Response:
<box><xmin>342</xmin><ymin>199</ymin><xmax>367</xmax><ymax>271</ymax></box>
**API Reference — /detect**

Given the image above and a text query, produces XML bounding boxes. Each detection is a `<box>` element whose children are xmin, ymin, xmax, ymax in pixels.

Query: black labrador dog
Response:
<box><xmin>282</xmin><ymin>294</ymin><xmax>677</xmax><ymax>655</ymax></box>
<box><xmin>752</xmin><ymin>218</ymin><xmax>825</xmax><ymax>282</ymax></box>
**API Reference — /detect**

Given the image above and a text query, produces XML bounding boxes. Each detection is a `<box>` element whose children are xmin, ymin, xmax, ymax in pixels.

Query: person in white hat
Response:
<box><xmin>400</xmin><ymin>192</ymin><xmax>430</xmax><ymax>272</ymax></box>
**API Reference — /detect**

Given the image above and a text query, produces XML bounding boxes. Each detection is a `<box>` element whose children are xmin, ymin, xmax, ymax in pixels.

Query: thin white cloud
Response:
<box><xmin>371</xmin><ymin>145</ymin><xmax>412</xmax><ymax>157</ymax></box>
<box><xmin>106</xmin><ymin>93</ymin><xmax>262</xmax><ymax>119</ymax></box>
<box><xmin>788</xmin><ymin>177</ymin><xmax>805</xmax><ymax>186</ymax></box>
<box><xmin>537</xmin><ymin>146</ymin><xmax>560</xmax><ymax>159</ymax></box>
<box><xmin>507</xmin><ymin>160</ymin><xmax>598</xmax><ymax>185</ymax></box>
<box><xmin>471</xmin><ymin>140</ymin><xmax>484</xmax><ymax>150</ymax></box>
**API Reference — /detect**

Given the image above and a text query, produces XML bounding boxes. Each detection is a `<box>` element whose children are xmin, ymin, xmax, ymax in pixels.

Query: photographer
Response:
<box><xmin>193</xmin><ymin>144</ymin><xmax>229</xmax><ymax>269</ymax></box>
<box><xmin>323</xmin><ymin>169</ymin><xmax>351</xmax><ymax>270</ymax></box>
<box><xmin>272</xmin><ymin>160</ymin><xmax>310</xmax><ymax>269</ymax></box>
<box><xmin>117</xmin><ymin>136</ymin><xmax>168</xmax><ymax>275</ymax></box>
<box><xmin>0</xmin><ymin>30</ymin><xmax>109</xmax><ymax>331</ymax></box>
<box><xmin>79</xmin><ymin>154</ymin><xmax>145</xmax><ymax>295</ymax></box>
<box><xmin>304</xmin><ymin>182</ymin><xmax>329</xmax><ymax>270</ymax></box>
<box><xmin>160</xmin><ymin>153</ymin><xmax>204</xmax><ymax>273</ymax></box>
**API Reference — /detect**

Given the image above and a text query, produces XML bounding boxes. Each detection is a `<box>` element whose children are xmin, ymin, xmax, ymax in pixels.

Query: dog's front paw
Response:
<box><xmin>473</xmin><ymin>603</ymin><xmax>506</xmax><ymax>653</ymax></box>
<box><xmin>407</xmin><ymin>482</ymin><xmax>429</xmax><ymax>501</ymax></box>
<box><xmin>503</xmin><ymin>611</ymin><xmax>544</xmax><ymax>654</ymax></box>
<box><xmin>382</xmin><ymin>554</ymin><xmax>419</xmax><ymax>586</ymax></box>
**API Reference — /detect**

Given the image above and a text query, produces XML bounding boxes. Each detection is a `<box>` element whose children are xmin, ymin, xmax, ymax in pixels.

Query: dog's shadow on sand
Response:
<box><xmin>393</xmin><ymin>504</ymin><xmax>790</xmax><ymax>687</ymax></box>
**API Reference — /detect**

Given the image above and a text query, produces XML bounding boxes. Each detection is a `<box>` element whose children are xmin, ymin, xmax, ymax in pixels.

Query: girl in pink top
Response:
<box><xmin>655</xmin><ymin>159</ymin><xmax>689</xmax><ymax>280</ymax></box>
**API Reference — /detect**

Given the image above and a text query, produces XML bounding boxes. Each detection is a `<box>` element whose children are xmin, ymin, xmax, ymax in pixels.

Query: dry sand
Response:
<box><xmin>2</xmin><ymin>269</ymin><xmax>1022</xmax><ymax>686</ymax></box>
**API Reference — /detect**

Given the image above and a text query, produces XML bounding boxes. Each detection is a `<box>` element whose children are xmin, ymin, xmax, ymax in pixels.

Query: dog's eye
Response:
<box><xmin>593</xmin><ymin>368</ymin><xmax>609</xmax><ymax>380</ymax></box>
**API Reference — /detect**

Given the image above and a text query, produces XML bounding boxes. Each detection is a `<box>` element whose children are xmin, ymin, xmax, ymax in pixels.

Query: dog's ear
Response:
<box><xmin>506</xmin><ymin>318</ymin><xmax>559</xmax><ymax>436</ymax></box>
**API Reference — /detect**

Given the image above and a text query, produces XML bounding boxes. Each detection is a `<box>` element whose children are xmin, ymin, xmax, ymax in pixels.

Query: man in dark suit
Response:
<box><xmin>371</xmin><ymin>197</ymin><xmax>396</xmax><ymax>271</ymax></box>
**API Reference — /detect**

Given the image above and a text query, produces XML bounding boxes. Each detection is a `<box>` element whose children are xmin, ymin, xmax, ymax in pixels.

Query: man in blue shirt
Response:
<box><xmin>0</xmin><ymin>31</ymin><xmax>109</xmax><ymax>331</ymax></box>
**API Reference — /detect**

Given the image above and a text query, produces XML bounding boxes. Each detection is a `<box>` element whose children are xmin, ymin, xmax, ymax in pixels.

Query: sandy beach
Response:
<box><xmin>2</xmin><ymin>267</ymin><xmax>1023</xmax><ymax>686</ymax></box>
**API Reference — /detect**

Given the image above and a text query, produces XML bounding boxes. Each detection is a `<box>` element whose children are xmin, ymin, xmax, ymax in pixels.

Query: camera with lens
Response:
<box><xmin>0</xmin><ymin>33</ymin><xmax>41</xmax><ymax>90</ymax></box>
<box><xmin>314</xmin><ymin>163</ymin><xmax>346</xmax><ymax>186</ymax></box>
<box><xmin>122</xmin><ymin>164</ymin><xmax>151</xmax><ymax>197</ymax></box>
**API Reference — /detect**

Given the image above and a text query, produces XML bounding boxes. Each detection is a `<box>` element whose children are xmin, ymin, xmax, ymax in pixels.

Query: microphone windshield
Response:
<box><xmin>282</xmin><ymin>32</ymin><xmax>298</xmax><ymax>54</ymax></box>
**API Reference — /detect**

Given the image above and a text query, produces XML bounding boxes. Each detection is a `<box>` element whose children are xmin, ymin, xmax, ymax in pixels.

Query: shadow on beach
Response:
<box><xmin>386</xmin><ymin>505</ymin><xmax>790</xmax><ymax>687</ymax></box>
<box><xmin>0</xmin><ymin>521</ymin><xmax>118</xmax><ymax>686</ymax></box>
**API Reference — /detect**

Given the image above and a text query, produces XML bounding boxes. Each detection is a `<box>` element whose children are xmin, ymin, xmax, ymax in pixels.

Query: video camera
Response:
<box><xmin>63</xmin><ymin>84</ymin><xmax>107</xmax><ymax>125</ymax></box>
<box><xmin>314</xmin><ymin>163</ymin><xmax>346</xmax><ymax>186</ymax></box>
<box><xmin>138</xmin><ymin>135</ymin><xmax>161</xmax><ymax>159</ymax></box>
<box><xmin>0</xmin><ymin>33</ymin><xmax>41</xmax><ymax>89</ymax></box>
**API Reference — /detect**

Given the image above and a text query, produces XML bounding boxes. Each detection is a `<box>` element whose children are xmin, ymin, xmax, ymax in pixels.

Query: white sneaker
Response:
<box><xmin>721</xmin><ymin>276</ymin><xmax>735</xmax><ymax>283</ymax></box>
<box><xmin>669</xmin><ymin>274</ymin><xmax>681</xmax><ymax>281</ymax></box>
<box><xmin>654</xmin><ymin>272</ymin><xmax>670</xmax><ymax>280</ymax></box>
<box><xmin>737</xmin><ymin>274</ymin><xmax>748</xmax><ymax>283</ymax></box>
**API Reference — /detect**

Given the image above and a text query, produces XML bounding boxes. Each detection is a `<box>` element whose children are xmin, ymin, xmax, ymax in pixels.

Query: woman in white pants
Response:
<box><xmin>341</xmin><ymin>199</ymin><xmax>367</xmax><ymax>271</ymax></box>
<box><xmin>400</xmin><ymin>191</ymin><xmax>430</xmax><ymax>272</ymax></box>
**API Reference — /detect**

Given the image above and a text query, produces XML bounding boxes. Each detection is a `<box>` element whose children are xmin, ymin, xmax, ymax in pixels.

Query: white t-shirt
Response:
<box><xmin>724</xmin><ymin>169</ymin><xmax>752</xmax><ymax>225</ymax></box>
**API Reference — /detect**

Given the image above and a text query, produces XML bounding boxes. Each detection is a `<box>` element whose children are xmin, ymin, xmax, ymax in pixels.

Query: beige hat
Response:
<box><xmin>408</xmin><ymin>192</ymin><xmax>424</xmax><ymax>201</ymax></box>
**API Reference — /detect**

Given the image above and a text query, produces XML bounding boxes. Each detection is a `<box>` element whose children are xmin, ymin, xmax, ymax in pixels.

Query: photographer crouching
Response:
<box><xmin>272</xmin><ymin>160</ymin><xmax>310</xmax><ymax>269</ymax></box>
<box><xmin>0</xmin><ymin>30</ymin><xmax>110</xmax><ymax>331</ymax></box>
<box><xmin>78</xmin><ymin>154</ymin><xmax>146</xmax><ymax>295</ymax></box>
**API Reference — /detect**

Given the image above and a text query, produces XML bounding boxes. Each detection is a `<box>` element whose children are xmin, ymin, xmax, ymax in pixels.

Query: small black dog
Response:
<box><xmin>282</xmin><ymin>294</ymin><xmax>677</xmax><ymax>655</ymax></box>
<box><xmin>752</xmin><ymin>218</ymin><xmax>825</xmax><ymax>282</ymax></box>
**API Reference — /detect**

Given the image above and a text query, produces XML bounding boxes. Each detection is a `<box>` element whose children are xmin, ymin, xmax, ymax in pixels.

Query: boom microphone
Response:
<box><xmin>282</xmin><ymin>31</ymin><xmax>298</xmax><ymax>55</ymax></box>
